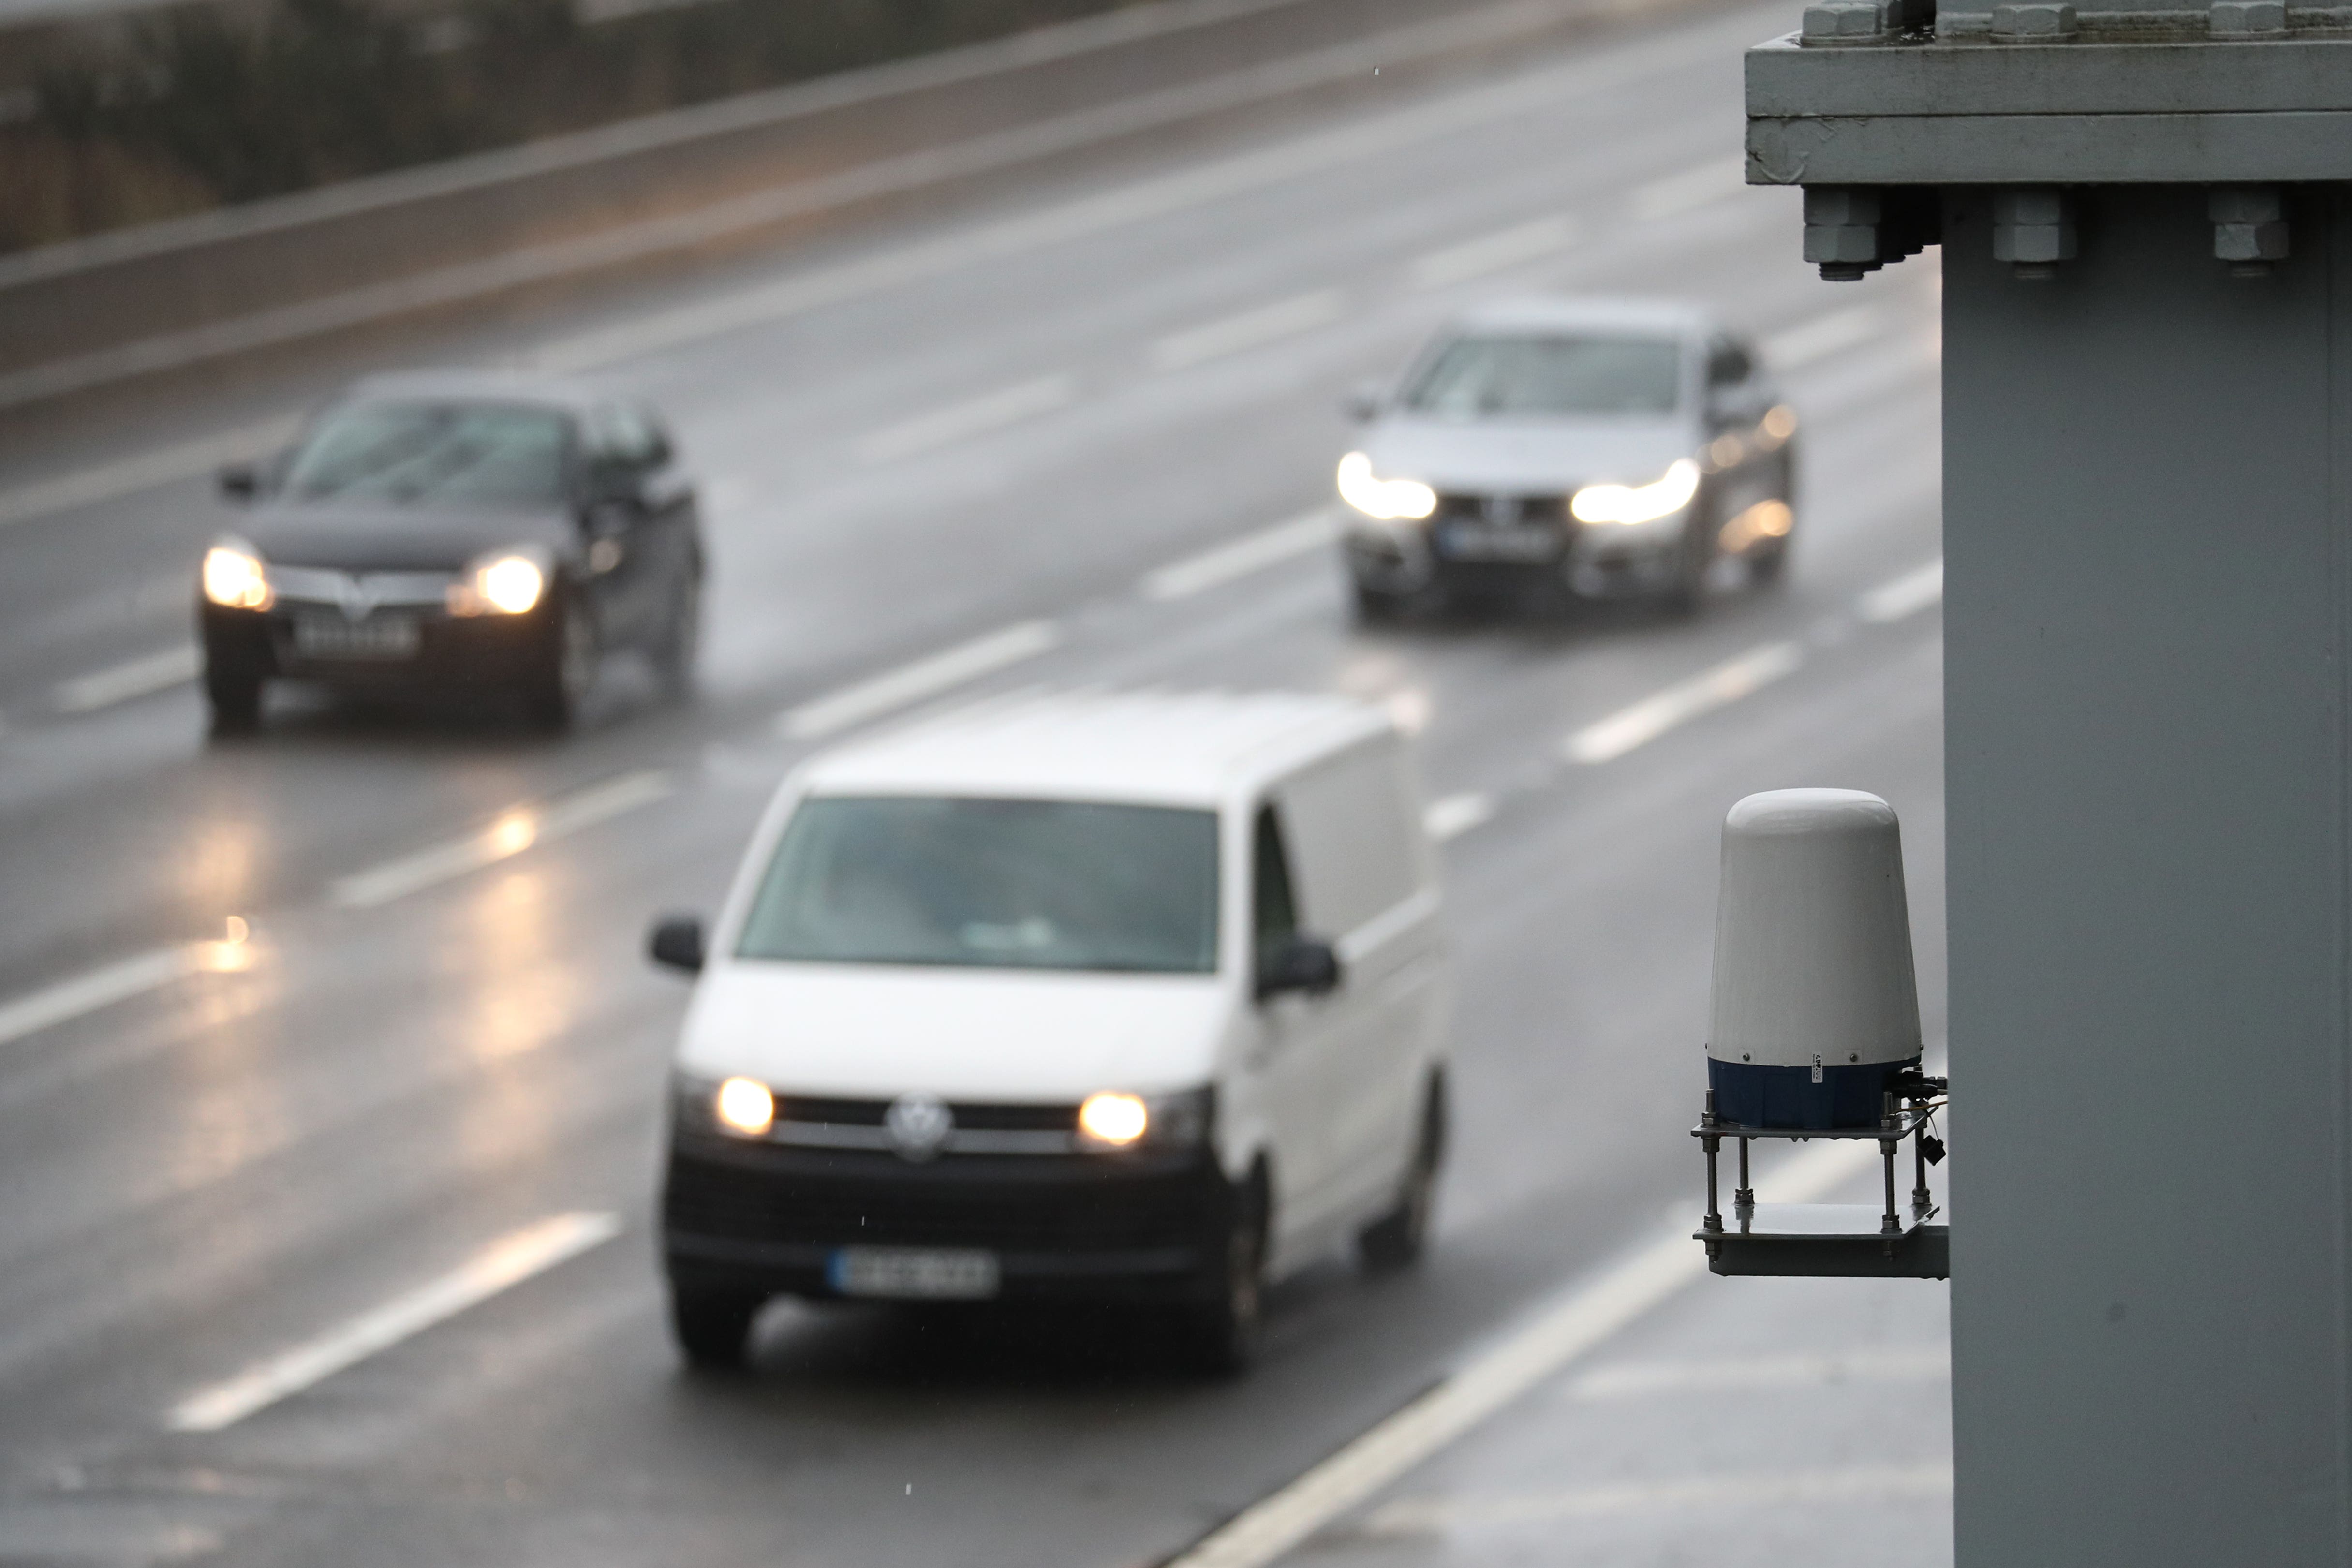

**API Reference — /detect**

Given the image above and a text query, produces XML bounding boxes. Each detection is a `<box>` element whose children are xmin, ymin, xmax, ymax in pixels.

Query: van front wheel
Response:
<box><xmin>1182</xmin><ymin>1176</ymin><xmax>1267</xmax><ymax>1375</ymax></box>
<box><xmin>669</xmin><ymin>1284</ymin><xmax>761</xmax><ymax>1371</ymax></box>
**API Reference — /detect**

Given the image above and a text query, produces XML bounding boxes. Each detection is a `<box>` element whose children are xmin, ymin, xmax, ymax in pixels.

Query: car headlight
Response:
<box><xmin>1569</xmin><ymin>459</ymin><xmax>1701</xmax><ymax>526</ymax></box>
<box><xmin>712</xmin><ymin>1077</ymin><xmax>776</xmax><ymax>1137</ymax></box>
<box><xmin>1078</xmin><ymin>1087</ymin><xmax>1213</xmax><ymax>1152</ymax></box>
<box><xmin>201</xmin><ymin>539</ymin><xmax>272</xmax><ymax>610</ymax></box>
<box><xmin>447</xmin><ymin>547</ymin><xmax>549</xmax><ymax>616</ymax></box>
<box><xmin>1337</xmin><ymin>452</ymin><xmax>1438</xmax><ymax>522</ymax></box>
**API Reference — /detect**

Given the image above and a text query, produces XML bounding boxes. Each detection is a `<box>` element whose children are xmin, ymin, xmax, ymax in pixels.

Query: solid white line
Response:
<box><xmin>856</xmin><ymin>374</ymin><xmax>1075</xmax><ymax>463</ymax></box>
<box><xmin>1628</xmin><ymin>154</ymin><xmax>1746</xmax><ymax>221</ymax></box>
<box><xmin>165</xmin><ymin>1210</ymin><xmax>621</xmax><ymax>1433</ymax></box>
<box><xmin>0</xmin><ymin>947</ymin><xmax>194</xmax><ymax>1050</ymax></box>
<box><xmin>1565</xmin><ymin>1346</ymin><xmax>1947</xmax><ymax>1401</ymax></box>
<box><xmin>1407</xmin><ymin>215</ymin><xmax>1578</xmax><ymax>289</ymax></box>
<box><xmin>1148</xmin><ymin>290</ymin><xmax>1343</xmax><ymax>371</ymax></box>
<box><xmin>1141</xmin><ymin>510</ymin><xmax>1336</xmax><ymax>601</ymax></box>
<box><xmin>781</xmin><ymin>620</ymin><xmax>1061</xmax><ymax>740</ymax></box>
<box><xmin>1763</xmin><ymin>304</ymin><xmax>1888</xmax><ymax>372</ymax></box>
<box><xmin>1359</xmin><ymin>1463</ymin><xmax>1952</xmax><ymax>1534</ymax></box>
<box><xmin>1562</xmin><ymin>642</ymin><xmax>1804</xmax><ymax>766</ymax></box>
<box><xmin>1422</xmin><ymin>792</ymin><xmax>1495</xmax><ymax>842</ymax></box>
<box><xmin>50</xmin><ymin>645</ymin><xmax>201</xmax><ymax>714</ymax></box>
<box><xmin>0</xmin><ymin>416</ymin><xmax>297</xmax><ymax>532</ymax></box>
<box><xmin>1858</xmin><ymin>558</ymin><xmax>1943</xmax><ymax>623</ymax></box>
<box><xmin>1164</xmin><ymin>1139</ymin><xmax>1876</xmax><ymax>1568</ymax></box>
<box><xmin>327</xmin><ymin>769</ymin><xmax>674</xmax><ymax>909</ymax></box>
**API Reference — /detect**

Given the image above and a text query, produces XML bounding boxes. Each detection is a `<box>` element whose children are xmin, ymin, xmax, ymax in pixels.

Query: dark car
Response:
<box><xmin>198</xmin><ymin>371</ymin><xmax>703</xmax><ymax>734</ymax></box>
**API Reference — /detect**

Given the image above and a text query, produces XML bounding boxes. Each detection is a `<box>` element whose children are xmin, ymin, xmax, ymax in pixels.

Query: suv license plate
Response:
<box><xmin>1438</xmin><ymin>522</ymin><xmax>1557</xmax><ymax>562</ymax></box>
<box><xmin>293</xmin><ymin>614</ymin><xmax>419</xmax><ymax>661</ymax></box>
<box><xmin>828</xmin><ymin>1246</ymin><xmax>1000</xmax><ymax>1300</ymax></box>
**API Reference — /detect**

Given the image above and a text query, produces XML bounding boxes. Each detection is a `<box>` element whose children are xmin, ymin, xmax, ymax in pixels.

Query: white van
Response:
<box><xmin>646</xmin><ymin>690</ymin><xmax>1451</xmax><ymax>1371</ymax></box>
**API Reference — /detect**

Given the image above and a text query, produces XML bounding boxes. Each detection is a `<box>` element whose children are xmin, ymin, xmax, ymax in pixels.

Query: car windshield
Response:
<box><xmin>1401</xmin><ymin>333</ymin><xmax>1683</xmax><ymax>419</ymax></box>
<box><xmin>736</xmin><ymin>796</ymin><xmax>1221</xmax><ymax>974</ymax></box>
<box><xmin>281</xmin><ymin>401</ymin><xmax>573</xmax><ymax>508</ymax></box>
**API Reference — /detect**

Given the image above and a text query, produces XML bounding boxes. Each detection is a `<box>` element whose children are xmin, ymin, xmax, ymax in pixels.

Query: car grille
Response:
<box><xmin>1434</xmin><ymin>493</ymin><xmax>1568</xmax><ymax>525</ymax></box>
<box><xmin>775</xmin><ymin>1095</ymin><xmax>1075</xmax><ymax>1132</ymax></box>
<box><xmin>663</xmin><ymin>1142</ymin><xmax>1219</xmax><ymax>1255</ymax></box>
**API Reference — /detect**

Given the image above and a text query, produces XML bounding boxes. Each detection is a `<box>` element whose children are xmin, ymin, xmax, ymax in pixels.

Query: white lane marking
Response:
<box><xmin>1141</xmin><ymin>510</ymin><xmax>1335</xmax><ymax>601</ymax></box>
<box><xmin>1148</xmin><ymin>290</ymin><xmax>1343</xmax><ymax>371</ymax></box>
<box><xmin>1165</xmin><ymin>1139</ymin><xmax>1877</xmax><ymax>1568</ymax></box>
<box><xmin>1562</xmin><ymin>642</ymin><xmax>1805</xmax><ymax>766</ymax></box>
<box><xmin>1407</xmin><ymin>215</ymin><xmax>1579</xmax><ymax>289</ymax></box>
<box><xmin>0</xmin><ymin>947</ymin><xmax>191</xmax><ymax>1050</ymax></box>
<box><xmin>856</xmin><ymin>374</ymin><xmax>1075</xmax><ymax>463</ymax></box>
<box><xmin>50</xmin><ymin>645</ymin><xmax>201</xmax><ymax>714</ymax></box>
<box><xmin>328</xmin><ymin>769</ymin><xmax>674</xmax><ymax>909</ymax></box>
<box><xmin>1858</xmin><ymin>558</ymin><xmax>1943</xmax><ymax>623</ymax></box>
<box><xmin>1566</xmin><ymin>1345</ymin><xmax>1948</xmax><ymax>1401</ymax></box>
<box><xmin>781</xmin><ymin>620</ymin><xmax>1060</xmax><ymax>740</ymax></box>
<box><xmin>0</xmin><ymin>416</ymin><xmax>298</xmax><ymax>533</ymax></box>
<box><xmin>165</xmin><ymin>1211</ymin><xmax>621</xmax><ymax>1432</ymax></box>
<box><xmin>1628</xmin><ymin>154</ymin><xmax>1746</xmax><ymax>221</ymax></box>
<box><xmin>1359</xmin><ymin>1463</ymin><xmax>1952</xmax><ymax>1535</ymax></box>
<box><xmin>1763</xmin><ymin>303</ymin><xmax>1889</xmax><ymax>371</ymax></box>
<box><xmin>1422</xmin><ymin>792</ymin><xmax>1494</xmax><ymax>842</ymax></box>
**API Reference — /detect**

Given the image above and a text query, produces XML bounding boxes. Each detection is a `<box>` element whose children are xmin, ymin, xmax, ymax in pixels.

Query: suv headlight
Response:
<box><xmin>1570</xmin><ymin>459</ymin><xmax>1701</xmax><ymax>526</ymax></box>
<box><xmin>447</xmin><ymin>546</ymin><xmax>551</xmax><ymax>616</ymax></box>
<box><xmin>1337</xmin><ymin>452</ymin><xmax>1437</xmax><ymax>522</ymax></box>
<box><xmin>201</xmin><ymin>538</ymin><xmax>272</xmax><ymax>609</ymax></box>
<box><xmin>1078</xmin><ymin>1086</ymin><xmax>1214</xmax><ymax>1152</ymax></box>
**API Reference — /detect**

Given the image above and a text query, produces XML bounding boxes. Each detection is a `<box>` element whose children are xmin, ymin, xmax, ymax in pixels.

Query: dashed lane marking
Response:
<box><xmin>856</xmin><ymin>374</ymin><xmax>1076</xmax><ymax>463</ymax></box>
<box><xmin>1407</xmin><ymin>215</ymin><xmax>1579</xmax><ymax>290</ymax></box>
<box><xmin>1148</xmin><ymin>291</ymin><xmax>1344</xmax><ymax>371</ymax></box>
<box><xmin>1763</xmin><ymin>304</ymin><xmax>1890</xmax><ymax>372</ymax></box>
<box><xmin>1357</xmin><ymin>1463</ymin><xmax>1953</xmax><ymax>1536</ymax></box>
<box><xmin>50</xmin><ymin>645</ymin><xmax>200</xmax><ymax>715</ymax></box>
<box><xmin>1627</xmin><ymin>154</ymin><xmax>1746</xmax><ymax>222</ymax></box>
<box><xmin>780</xmin><ymin>619</ymin><xmax>1060</xmax><ymax>740</ymax></box>
<box><xmin>0</xmin><ymin>417</ymin><xmax>297</xmax><ymax>533</ymax></box>
<box><xmin>1858</xmin><ymin>558</ymin><xmax>1943</xmax><ymax>623</ymax></box>
<box><xmin>165</xmin><ymin>1211</ymin><xmax>621</xmax><ymax>1433</ymax></box>
<box><xmin>1162</xmin><ymin>1139</ymin><xmax>1879</xmax><ymax>1568</ymax></box>
<box><xmin>327</xmin><ymin>769</ymin><xmax>674</xmax><ymax>909</ymax></box>
<box><xmin>1562</xmin><ymin>642</ymin><xmax>1804</xmax><ymax>766</ymax></box>
<box><xmin>0</xmin><ymin>933</ymin><xmax>256</xmax><ymax>1051</ymax></box>
<box><xmin>1141</xmin><ymin>511</ymin><xmax>1335</xmax><ymax>601</ymax></box>
<box><xmin>1422</xmin><ymin>792</ymin><xmax>1495</xmax><ymax>842</ymax></box>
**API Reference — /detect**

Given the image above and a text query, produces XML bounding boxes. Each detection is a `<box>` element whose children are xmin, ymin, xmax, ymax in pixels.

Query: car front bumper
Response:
<box><xmin>200</xmin><ymin>600</ymin><xmax>557</xmax><ymax>690</ymax></box>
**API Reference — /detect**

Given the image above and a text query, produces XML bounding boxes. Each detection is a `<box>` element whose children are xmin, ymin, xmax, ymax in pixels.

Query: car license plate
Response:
<box><xmin>293</xmin><ymin>614</ymin><xmax>419</xmax><ymax>661</ymax></box>
<box><xmin>1437</xmin><ymin>521</ymin><xmax>1557</xmax><ymax>562</ymax></box>
<box><xmin>828</xmin><ymin>1246</ymin><xmax>1000</xmax><ymax>1300</ymax></box>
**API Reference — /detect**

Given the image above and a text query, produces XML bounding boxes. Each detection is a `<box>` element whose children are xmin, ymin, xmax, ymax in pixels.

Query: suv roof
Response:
<box><xmin>799</xmin><ymin>690</ymin><xmax>1394</xmax><ymax>807</ymax></box>
<box><xmin>1449</xmin><ymin>295</ymin><xmax>1716</xmax><ymax>340</ymax></box>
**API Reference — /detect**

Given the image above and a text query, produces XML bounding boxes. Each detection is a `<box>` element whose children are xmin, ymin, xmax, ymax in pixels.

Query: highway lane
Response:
<box><xmin>0</xmin><ymin>0</ymin><xmax>1951</xmax><ymax>1561</ymax></box>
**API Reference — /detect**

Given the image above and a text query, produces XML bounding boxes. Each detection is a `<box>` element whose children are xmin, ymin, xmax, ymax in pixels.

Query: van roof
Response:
<box><xmin>798</xmin><ymin>690</ymin><xmax>1394</xmax><ymax>807</ymax></box>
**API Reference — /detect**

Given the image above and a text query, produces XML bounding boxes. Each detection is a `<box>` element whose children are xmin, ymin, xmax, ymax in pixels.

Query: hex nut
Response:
<box><xmin>1990</xmin><ymin>2</ymin><xmax>2079</xmax><ymax>37</ymax></box>
<box><xmin>2208</xmin><ymin>0</ymin><xmax>2288</xmax><ymax>35</ymax></box>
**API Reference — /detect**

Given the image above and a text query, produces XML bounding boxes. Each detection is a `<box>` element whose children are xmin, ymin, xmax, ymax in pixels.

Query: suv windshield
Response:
<box><xmin>1401</xmin><ymin>334</ymin><xmax>1682</xmax><ymax>419</ymax></box>
<box><xmin>281</xmin><ymin>401</ymin><xmax>573</xmax><ymax>508</ymax></box>
<box><xmin>736</xmin><ymin>797</ymin><xmax>1220</xmax><ymax>974</ymax></box>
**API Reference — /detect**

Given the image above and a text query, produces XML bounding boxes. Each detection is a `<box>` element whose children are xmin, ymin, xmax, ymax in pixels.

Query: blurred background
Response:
<box><xmin>0</xmin><ymin>0</ymin><xmax>1951</xmax><ymax>1560</ymax></box>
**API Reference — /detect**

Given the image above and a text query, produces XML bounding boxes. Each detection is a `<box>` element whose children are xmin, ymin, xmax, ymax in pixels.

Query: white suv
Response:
<box><xmin>647</xmin><ymin>691</ymin><xmax>1452</xmax><ymax>1372</ymax></box>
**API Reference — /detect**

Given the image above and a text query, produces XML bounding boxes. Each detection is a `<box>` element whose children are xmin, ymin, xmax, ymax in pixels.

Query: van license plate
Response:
<box><xmin>293</xmin><ymin>614</ymin><xmax>419</xmax><ymax>660</ymax></box>
<box><xmin>828</xmin><ymin>1246</ymin><xmax>1000</xmax><ymax>1300</ymax></box>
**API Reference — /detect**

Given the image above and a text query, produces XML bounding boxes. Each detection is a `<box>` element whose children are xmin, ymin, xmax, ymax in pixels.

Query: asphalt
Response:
<box><xmin>0</xmin><ymin>1</ymin><xmax>1953</xmax><ymax>1562</ymax></box>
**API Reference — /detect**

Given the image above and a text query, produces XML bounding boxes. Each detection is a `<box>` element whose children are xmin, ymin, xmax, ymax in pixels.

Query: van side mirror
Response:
<box><xmin>1342</xmin><ymin>381</ymin><xmax>1385</xmax><ymax>423</ymax></box>
<box><xmin>1256</xmin><ymin>934</ymin><xmax>1341</xmax><ymax>1001</ymax></box>
<box><xmin>648</xmin><ymin>915</ymin><xmax>705</xmax><ymax>974</ymax></box>
<box><xmin>218</xmin><ymin>463</ymin><xmax>259</xmax><ymax>502</ymax></box>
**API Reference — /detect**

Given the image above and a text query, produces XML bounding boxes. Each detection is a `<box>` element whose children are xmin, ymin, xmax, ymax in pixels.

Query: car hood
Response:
<box><xmin>1360</xmin><ymin>415</ymin><xmax>1695</xmax><ymax>494</ymax></box>
<box><xmin>239</xmin><ymin>502</ymin><xmax>575</xmax><ymax>572</ymax></box>
<box><xmin>677</xmin><ymin>961</ymin><xmax>1231</xmax><ymax>1100</ymax></box>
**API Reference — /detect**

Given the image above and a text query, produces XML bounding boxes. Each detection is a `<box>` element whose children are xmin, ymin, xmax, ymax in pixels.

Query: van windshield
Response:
<box><xmin>735</xmin><ymin>796</ymin><xmax>1220</xmax><ymax>974</ymax></box>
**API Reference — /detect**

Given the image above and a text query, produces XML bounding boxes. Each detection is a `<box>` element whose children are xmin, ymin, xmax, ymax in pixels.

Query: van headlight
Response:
<box><xmin>1337</xmin><ymin>452</ymin><xmax>1437</xmax><ymax>522</ymax></box>
<box><xmin>1078</xmin><ymin>1087</ymin><xmax>1213</xmax><ymax>1151</ymax></box>
<box><xmin>1569</xmin><ymin>459</ymin><xmax>1701</xmax><ymax>527</ymax></box>
<box><xmin>202</xmin><ymin>538</ymin><xmax>273</xmax><ymax>610</ymax></box>
<box><xmin>447</xmin><ymin>546</ymin><xmax>550</xmax><ymax>616</ymax></box>
<box><xmin>672</xmin><ymin>1072</ymin><xmax>776</xmax><ymax>1139</ymax></box>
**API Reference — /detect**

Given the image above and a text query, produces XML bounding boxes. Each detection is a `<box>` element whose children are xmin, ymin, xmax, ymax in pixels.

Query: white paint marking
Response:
<box><xmin>1360</xmin><ymin>1463</ymin><xmax>1953</xmax><ymax>1535</ymax></box>
<box><xmin>1565</xmin><ymin>1345</ymin><xmax>1948</xmax><ymax>1401</ymax></box>
<box><xmin>1763</xmin><ymin>304</ymin><xmax>1888</xmax><ymax>371</ymax></box>
<box><xmin>1147</xmin><ymin>290</ymin><xmax>1343</xmax><ymax>371</ymax></box>
<box><xmin>1858</xmin><ymin>557</ymin><xmax>1944</xmax><ymax>623</ymax></box>
<box><xmin>165</xmin><ymin>1211</ymin><xmax>621</xmax><ymax>1432</ymax></box>
<box><xmin>50</xmin><ymin>645</ymin><xmax>201</xmax><ymax>714</ymax></box>
<box><xmin>0</xmin><ymin>416</ymin><xmax>298</xmax><ymax>532</ymax></box>
<box><xmin>781</xmin><ymin>620</ymin><xmax>1061</xmax><ymax>740</ymax></box>
<box><xmin>1562</xmin><ymin>642</ymin><xmax>1804</xmax><ymax>766</ymax></box>
<box><xmin>1407</xmin><ymin>215</ymin><xmax>1578</xmax><ymax>289</ymax></box>
<box><xmin>1141</xmin><ymin>510</ymin><xmax>1336</xmax><ymax>601</ymax></box>
<box><xmin>1628</xmin><ymin>154</ymin><xmax>1746</xmax><ymax>221</ymax></box>
<box><xmin>856</xmin><ymin>374</ymin><xmax>1075</xmax><ymax>463</ymax></box>
<box><xmin>1422</xmin><ymin>792</ymin><xmax>1494</xmax><ymax>842</ymax></box>
<box><xmin>0</xmin><ymin>947</ymin><xmax>193</xmax><ymax>1050</ymax></box>
<box><xmin>328</xmin><ymin>769</ymin><xmax>673</xmax><ymax>909</ymax></box>
<box><xmin>1164</xmin><ymin>1139</ymin><xmax>1876</xmax><ymax>1568</ymax></box>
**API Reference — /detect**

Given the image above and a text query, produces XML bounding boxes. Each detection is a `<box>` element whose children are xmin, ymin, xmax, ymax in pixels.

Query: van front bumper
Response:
<box><xmin>660</xmin><ymin>1133</ymin><xmax>1236</xmax><ymax>1302</ymax></box>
